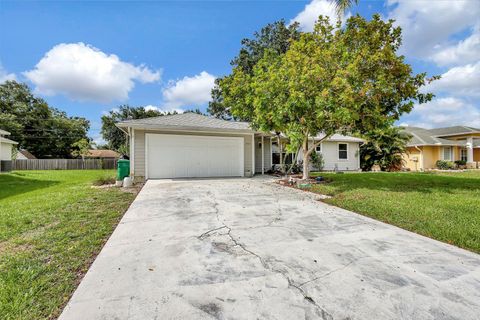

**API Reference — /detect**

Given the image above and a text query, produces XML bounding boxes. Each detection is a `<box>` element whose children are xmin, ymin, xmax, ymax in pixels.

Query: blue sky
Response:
<box><xmin>1</xmin><ymin>0</ymin><xmax>479</xmax><ymax>144</ymax></box>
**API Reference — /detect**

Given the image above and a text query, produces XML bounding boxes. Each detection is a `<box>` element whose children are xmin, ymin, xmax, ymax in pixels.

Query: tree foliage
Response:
<box><xmin>360</xmin><ymin>127</ymin><xmax>411</xmax><ymax>171</ymax></box>
<box><xmin>208</xmin><ymin>20</ymin><xmax>300</xmax><ymax>120</ymax></box>
<box><xmin>71</xmin><ymin>138</ymin><xmax>91</xmax><ymax>159</ymax></box>
<box><xmin>0</xmin><ymin>80</ymin><xmax>90</xmax><ymax>158</ymax></box>
<box><xmin>220</xmin><ymin>14</ymin><xmax>436</xmax><ymax>179</ymax></box>
<box><xmin>333</xmin><ymin>0</ymin><xmax>359</xmax><ymax>16</ymax></box>
<box><xmin>101</xmin><ymin>105</ymin><xmax>183</xmax><ymax>153</ymax></box>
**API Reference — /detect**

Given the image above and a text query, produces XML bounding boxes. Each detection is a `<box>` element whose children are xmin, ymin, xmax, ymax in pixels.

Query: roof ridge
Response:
<box><xmin>409</xmin><ymin>131</ymin><xmax>427</xmax><ymax>145</ymax></box>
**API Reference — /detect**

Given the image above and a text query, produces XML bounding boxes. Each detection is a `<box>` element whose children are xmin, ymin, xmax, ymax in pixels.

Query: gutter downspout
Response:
<box><xmin>414</xmin><ymin>146</ymin><xmax>423</xmax><ymax>171</ymax></box>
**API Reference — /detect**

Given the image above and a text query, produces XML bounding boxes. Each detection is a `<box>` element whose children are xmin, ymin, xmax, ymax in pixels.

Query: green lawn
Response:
<box><xmin>0</xmin><ymin>170</ymin><xmax>137</xmax><ymax>320</ymax></box>
<box><xmin>309</xmin><ymin>171</ymin><xmax>480</xmax><ymax>253</ymax></box>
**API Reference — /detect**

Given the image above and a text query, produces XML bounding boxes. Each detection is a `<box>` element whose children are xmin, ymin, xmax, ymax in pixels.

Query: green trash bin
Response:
<box><xmin>117</xmin><ymin>159</ymin><xmax>130</xmax><ymax>181</ymax></box>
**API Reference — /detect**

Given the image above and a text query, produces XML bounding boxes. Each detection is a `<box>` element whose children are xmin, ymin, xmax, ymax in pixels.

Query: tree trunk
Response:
<box><xmin>302</xmin><ymin>138</ymin><xmax>310</xmax><ymax>180</ymax></box>
<box><xmin>277</xmin><ymin>135</ymin><xmax>284</xmax><ymax>174</ymax></box>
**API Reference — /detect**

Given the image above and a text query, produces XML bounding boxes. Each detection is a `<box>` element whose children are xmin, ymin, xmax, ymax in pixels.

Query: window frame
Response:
<box><xmin>443</xmin><ymin>146</ymin><xmax>453</xmax><ymax>161</ymax></box>
<box><xmin>338</xmin><ymin>143</ymin><xmax>348</xmax><ymax>160</ymax></box>
<box><xmin>460</xmin><ymin>148</ymin><xmax>467</xmax><ymax>162</ymax></box>
<box><xmin>315</xmin><ymin>143</ymin><xmax>322</xmax><ymax>153</ymax></box>
<box><xmin>271</xmin><ymin>141</ymin><xmax>295</xmax><ymax>165</ymax></box>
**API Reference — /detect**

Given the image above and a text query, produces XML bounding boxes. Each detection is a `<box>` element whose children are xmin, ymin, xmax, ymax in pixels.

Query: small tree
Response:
<box><xmin>222</xmin><ymin>15</ymin><xmax>436</xmax><ymax>179</ymax></box>
<box><xmin>71</xmin><ymin>139</ymin><xmax>90</xmax><ymax>160</ymax></box>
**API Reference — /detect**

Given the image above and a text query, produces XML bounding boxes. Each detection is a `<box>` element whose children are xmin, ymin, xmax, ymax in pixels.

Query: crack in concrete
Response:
<box><xmin>298</xmin><ymin>260</ymin><xmax>356</xmax><ymax>288</ymax></box>
<box><xmin>199</xmin><ymin>190</ymin><xmax>333</xmax><ymax>320</ymax></box>
<box><xmin>197</xmin><ymin>226</ymin><xmax>227</xmax><ymax>240</ymax></box>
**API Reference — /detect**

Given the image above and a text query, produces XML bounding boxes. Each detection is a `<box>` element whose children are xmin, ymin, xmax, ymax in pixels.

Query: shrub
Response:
<box><xmin>92</xmin><ymin>176</ymin><xmax>116</xmax><ymax>186</ymax></box>
<box><xmin>310</xmin><ymin>152</ymin><xmax>325</xmax><ymax>171</ymax></box>
<box><xmin>436</xmin><ymin>160</ymin><xmax>455</xmax><ymax>170</ymax></box>
<box><xmin>454</xmin><ymin>160</ymin><xmax>467</xmax><ymax>166</ymax></box>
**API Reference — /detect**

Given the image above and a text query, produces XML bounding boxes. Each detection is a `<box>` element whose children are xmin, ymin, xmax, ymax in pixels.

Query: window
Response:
<box><xmin>460</xmin><ymin>148</ymin><xmax>467</xmax><ymax>162</ymax></box>
<box><xmin>315</xmin><ymin>144</ymin><xmax>322</xmax><ymax>153</ymax></box>
<box><xmin>338</xmin><ymin>143</ymin><xmax>348</xmax><ymax>160</ymax></box>
<box><xmin>272</xmin><ymin>141</ymin><xmax>294</xmax><ymax>165</ymax></box>
<box><xmin>443</xmin><ymin>147</ymin><xmax>453</xmax><ymax>161</ymax></box>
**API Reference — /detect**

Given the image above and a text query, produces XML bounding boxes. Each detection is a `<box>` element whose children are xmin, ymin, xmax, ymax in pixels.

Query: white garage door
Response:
<box><xmin>146</xmin><ymin>134</ymin><xmax>244</xmax><ymax>179</ymax></box>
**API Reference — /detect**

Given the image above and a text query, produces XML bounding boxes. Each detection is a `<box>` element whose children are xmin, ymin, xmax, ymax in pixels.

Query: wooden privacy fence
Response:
<box><xmin>11</xmin><ymin>159</ymin><xmax>118</xmax><ymax>170</ymax></box>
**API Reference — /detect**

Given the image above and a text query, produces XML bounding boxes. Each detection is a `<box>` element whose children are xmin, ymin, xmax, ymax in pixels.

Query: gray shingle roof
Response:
<box><xmin>428</xmin><ymin>126</ymin><xmax>480</xmax><ymax>136</ymax></box>
<box><xmin>401</xmin><ymin>126</ymin><xmax>465</xmax><ymax>147</ymax></box>
<box><xmin>315</xmin><ymin>133</ymin><xmax>364</xmax><ymax>143</ymax></box>
<box><xmin>116</xmin><ymin>113</ymin><xmax>252</xmax><ymax>132</ymax></box>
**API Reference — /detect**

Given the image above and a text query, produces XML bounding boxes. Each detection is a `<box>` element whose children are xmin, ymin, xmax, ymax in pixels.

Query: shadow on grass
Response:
<box><xmin>0</xmin><ymin>172</ymin><xmax>60</xmax><ymax>200</ymax></box>
<box><xmin>311</xmin><ymin>172</ymin><xmax>480</xmax><ymax>195</ymax></box>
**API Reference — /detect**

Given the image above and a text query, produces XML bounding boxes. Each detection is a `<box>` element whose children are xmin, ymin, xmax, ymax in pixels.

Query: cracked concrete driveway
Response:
<box><xmin>60</xmin><ymin>177</ymin><xmax>480</xmax><ymax>320</ymax></box>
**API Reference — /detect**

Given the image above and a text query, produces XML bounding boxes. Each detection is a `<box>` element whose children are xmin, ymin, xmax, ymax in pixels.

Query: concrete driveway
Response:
<box><xmin>60</xmin><ymin>177</ymin><xmax>480</xmax><ymax>320</ymax></box>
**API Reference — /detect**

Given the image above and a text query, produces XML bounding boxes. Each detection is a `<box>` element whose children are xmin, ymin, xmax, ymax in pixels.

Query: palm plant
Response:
<box><xmin>333</xmin><ymin>0</ymin><xmax>358</xmax><ymax>16</ymax></box>
<box><xmin>360</xmin><ymin>127</ymin><xmax>412</xmax><ymax>172</ymax></box>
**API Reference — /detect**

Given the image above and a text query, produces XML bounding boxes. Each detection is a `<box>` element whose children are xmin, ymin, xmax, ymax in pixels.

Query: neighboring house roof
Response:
<box><xmin>0</xmin><ymin>129</ymin><xmax>11</xmax><ymax>135</ymax></box>
<box><xmin>85</xmin><ymin>149</ymin><xmax>120</xmax><ymax>158</ymax></box>
<box><xmin>0</xmin><ymin>136</ymin><xmax>18</xmax><ymax>145</ymax></box>
<box><xmin>427</xmin><ymin>126</ymin><xmax>480</xmax><ymax>137</ymax></box>
<box><xmin>116</xmin><ymin>113</ymin><xmax>252</xmax><ymax>133</ymax></box>
<box><xmin>401</xmin><ymin>126</ymin><xmax>474</xmax><ymax>147</ymax></box>
<box><xmin>18</xmin><ymin>150</ymin><xmax>36</xmax><ymax>159</ymax></box>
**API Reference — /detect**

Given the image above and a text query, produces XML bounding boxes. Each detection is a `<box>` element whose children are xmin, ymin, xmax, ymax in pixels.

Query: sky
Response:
<box><xmin>0</xmin><ymin>0</ymin><xmax>479</xmax><ymax>145</ymax></box>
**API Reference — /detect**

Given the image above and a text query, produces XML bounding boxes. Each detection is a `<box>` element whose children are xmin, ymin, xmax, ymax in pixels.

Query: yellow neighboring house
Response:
<box><xmin>401</xmin><ymin>126</ymin><xmax>480</xmax><ymax>171</ymax></box>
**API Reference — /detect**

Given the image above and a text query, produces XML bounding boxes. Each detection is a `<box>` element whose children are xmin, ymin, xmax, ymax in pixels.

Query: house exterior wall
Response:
<box><xmin>254</xmin><ymin>136</ymin><xmax>271</xmax><ymax>173</ymax></box>
<box><xmin>132</xmin><ymin>129</ymin><xmax>253</xmax><ymax>180</ymax></box>
<box><xmin>0</xmin><ymin>142</ymin><xmax>12</xmax><ymax>160</ymax></box>
<box><xmin>422</xmin><ymin>146</ymin><xmax>440</xmax><ymax>169</ymax></box>
<box><xmin>403</xmin><ymin>147</ymin><xmax>422</xmax><ymax>171</ymax></box>
<box><xmin>474</xmin><ymin>149</ymin><xmax>480</xmax><ymax>162</ymax></box>
<box><xmin>297</xmin><ymin>141</ymin><xmax>361</xmax><ymax>171</ymax></box>
<box><xmin>403</xmin><ymin>146</ymin><xmax>476</xmax><ymax>171</ymax></box>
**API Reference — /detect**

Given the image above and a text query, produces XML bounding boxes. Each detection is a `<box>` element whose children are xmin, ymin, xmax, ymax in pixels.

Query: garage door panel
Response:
<box><xmin>146</xmin><ymin>134</ymin><xmax>244</xmax><ymax>179</ymax></box>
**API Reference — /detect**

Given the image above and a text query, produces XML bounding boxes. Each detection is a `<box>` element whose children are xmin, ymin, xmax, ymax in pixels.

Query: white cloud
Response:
<box><xmin>290</xmin><ymin>0</ymin><xmax>344</xmax><ymax>32</ymax></box>
<box><xmin>426</xmin><ymin>62</ymin><xmax>480</xmax><ymax>97</ymax></box>
<box><xmin>24</xmin><ymin>42</ymin><xmax>161</xmax><ymax>102</ymax></box>
<box><xmin>402</xmin><ymin>97</ymin><xmax>480</xmax><ymax>128</ymax></box>
<box><xmin>431</xmin><ymin>26</ymin><xmax>480</xmax><ymax>66</ymax></box>
<box><xmin>0</xmin><ymin>63</ymin><xmax>16</xmax><ymax>83</ymax></box>
<box><xmin>387</xmin><ymin>0</ymin><xmax>480</xmax><ymax>60</ymax></box>
<box><xmin>144</xmin><ymin>104</ymin><xmax>184</xmax><ymax>114</ymax></box>
<box><xmin>162</xmin><ymin>71</ymin><xmax>215</xmax><ymax>108</ymax></box>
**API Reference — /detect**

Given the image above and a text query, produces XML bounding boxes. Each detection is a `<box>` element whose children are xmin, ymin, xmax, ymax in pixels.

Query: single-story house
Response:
<box><xmin>401</xmin><ymin>125</ymin><xmax>480</xmax><ymax>171</ymax></box>
<box><xmin>0</xmin><ymin>129</ymin><xmax>18</xmax><ymax>172</ymax></box>
<box><xmin>116</xmin><ymin>113</ymin><xmax>363</xmax><ymax>180</ymax></box>
<box><xmin>84</xmin><ymin>149</ymin><xmax>120</xmax><ymax>160</ymax></box>
<box><xmin>16</xmin><ymin>149</ymin><xmax>37</xmax><ymax>160</ymax></box>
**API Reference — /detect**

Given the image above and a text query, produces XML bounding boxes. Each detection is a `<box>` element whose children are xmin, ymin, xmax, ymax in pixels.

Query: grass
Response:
<box><xmin>308</xmin><ymin>170</ymin><xmax>480</xmax><ymax>253</ymax></box>
<box><xmin>0</xmin><ymin>170</ymin><xmax>137</xmax><ymax>320</ymax></box>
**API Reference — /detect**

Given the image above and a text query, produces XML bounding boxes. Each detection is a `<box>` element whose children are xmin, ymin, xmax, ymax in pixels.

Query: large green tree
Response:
<box><xmin>221</xmin><ymin>15</ymin><xmax>436</xmax><ymax>179</ymax></box>
<box><xmin>0</xmin><ymin>80</ymin><xmax>90</xmax><ymax>158</ymax></box>
<box><xmin>207</xmin><ymin>19</ymin><xmax>300</xmax><ymax>120</ymax></box>
<box><xmin>101</xmin><ymin>105</ymin><xmax>167</xmax><ymax>153</ymax></box>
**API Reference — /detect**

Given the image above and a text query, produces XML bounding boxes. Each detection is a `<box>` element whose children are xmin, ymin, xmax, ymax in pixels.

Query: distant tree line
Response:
<box><xmin>0</xmin><ymin>81</ymin><xmax>90</xmax><ymax>158</ymax></box>
<box><xmin>100</xmin><ymin>106</ymin><xmax>204</xmax><ymax>154</ymax></box>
